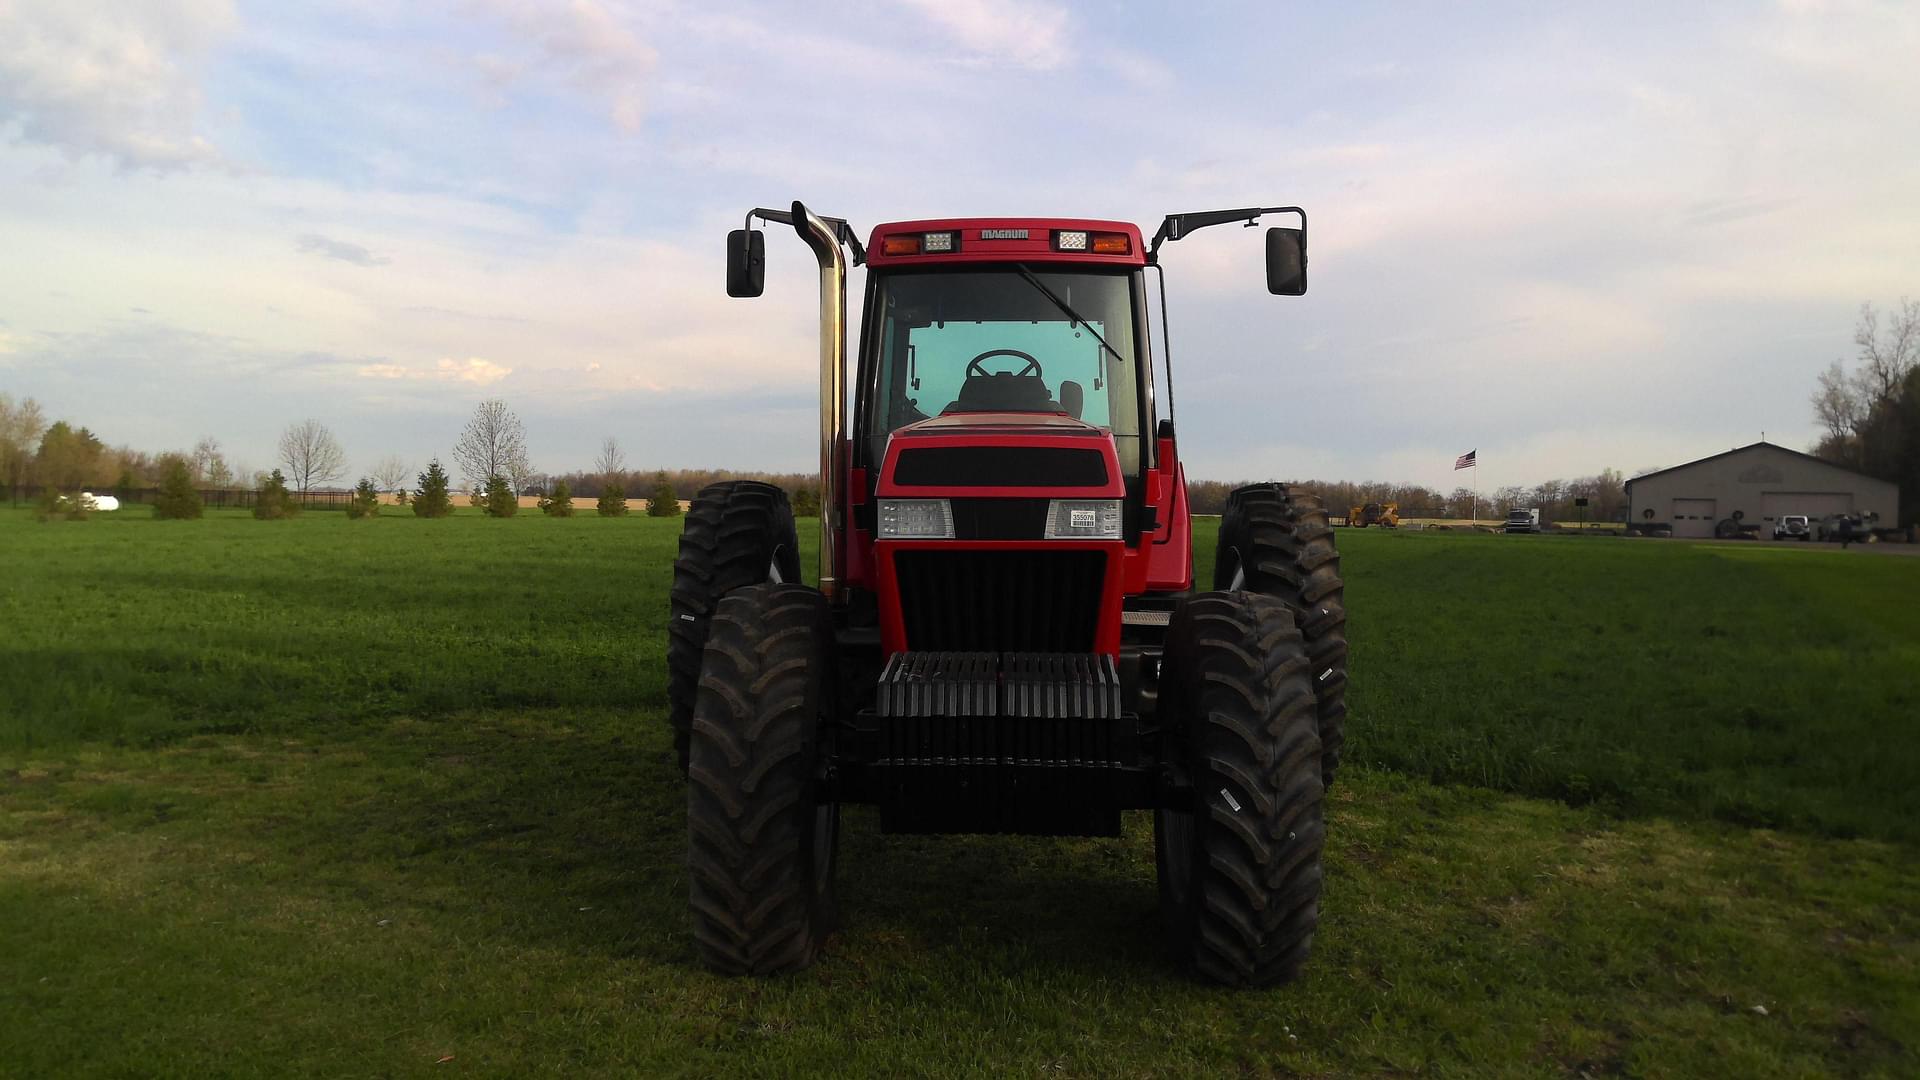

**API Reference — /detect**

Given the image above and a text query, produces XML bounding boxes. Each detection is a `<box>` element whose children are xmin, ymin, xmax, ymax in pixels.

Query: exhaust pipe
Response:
<box><xmin>790</xmin><ymin>201</ymin><xmax>846</xmax><ymax>600</ymax></box>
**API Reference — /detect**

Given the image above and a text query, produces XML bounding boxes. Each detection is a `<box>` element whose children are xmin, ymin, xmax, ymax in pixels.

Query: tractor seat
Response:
<box><xmin>944</xmin><ymin>371</ymin><xmax>1057</xmax><ymax>414</ymax></box>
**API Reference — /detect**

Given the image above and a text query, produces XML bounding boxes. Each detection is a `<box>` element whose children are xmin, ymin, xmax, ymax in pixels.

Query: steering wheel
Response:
<box><xmin>965</xmin><ymin>348</ymin><xmax>1043</xmax><ymax>379</ymax></box>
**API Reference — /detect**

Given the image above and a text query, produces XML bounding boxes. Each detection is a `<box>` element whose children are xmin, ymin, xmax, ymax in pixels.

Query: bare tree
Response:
<box><xmin>1811</xmin><ymin>300</ymin><xmax>1919</xmax><ymax>470</ymax></box>
<box><xmin>452</xmin><ymin>399</ymin><xmax>530</xmax><ymax>489</ymax></box>
<box><xmin>372</xmin><ymin>456</ymin><xmax>411</xmax><ymax>493</ymax></box>
<box><xmin>190</xmin><ymin>435</ymin><xmax>233</xmax><ymax>487</ymax></box>
<box><xmin>191</xmin><ymin>436</ymin><xmax>216</xmax><ymax>481</ymax></box>
<box><xmin>0</xmin><ymin>393</ymin><xmax>48</xmax><ymax>501</ymax></box>
<box><xmin>1585</xmin><ymin>467</ymin><xmax>1626</xmax><ymax>522</ymax></box>
<box><xmin>594</xmin><ymin>435</ymin><xmax>626</xmax><ymax>484</ymax></box>
<box><xmin>1853</xmin><ymin>298</ymin><xmax>1920</xmax><ymax>403</ymax></box>
<box><xmin>279</xmin><ymin>419</ymin><xmax>346</xmax><ymax>492</ymax></box>
<box><xmin>1811</xmin><ymin>359</ymin><xmax>1866</xmax><ymax>444</ymax></box>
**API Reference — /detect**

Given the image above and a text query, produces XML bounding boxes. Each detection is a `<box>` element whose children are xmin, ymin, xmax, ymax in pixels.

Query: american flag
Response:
<box><xmin>1454</xmin><ymin>450</ymin><xmax>1477</xmax><ymax>470</ymax></box>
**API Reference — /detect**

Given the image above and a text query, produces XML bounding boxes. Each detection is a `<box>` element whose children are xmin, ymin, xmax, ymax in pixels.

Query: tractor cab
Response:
<box><xmin>670</xmin><ymin>202</ymin><xmax>1343</xmax><ymax>987</ymax></box>
<box><xmin>850</xmin><ymin>221</ymin><xmax>1169</xmax><ymax>660</ymax></box>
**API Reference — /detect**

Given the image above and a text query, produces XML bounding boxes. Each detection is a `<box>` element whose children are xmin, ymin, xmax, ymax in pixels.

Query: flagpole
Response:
<box><xmin>1455</xmin><ymin>449</ymin><xmax>1480</xmax><ymax>525</ymax></box>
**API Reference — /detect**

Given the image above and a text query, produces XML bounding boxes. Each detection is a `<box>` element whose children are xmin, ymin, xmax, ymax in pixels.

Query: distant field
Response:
<box><xmin>1326</xmin><ymin>529</ymin><xmax>1920</xmax><ymax>842</ymax></box>
<box><xmin>3</xmin><ymin>509</ymin><xmax>1916</xmax><ymax>1076</ymax></box>
<box><xmin>9</xmin><ymin>508</ymin><xmax>1914</xmax><ymax>842</ymax></box>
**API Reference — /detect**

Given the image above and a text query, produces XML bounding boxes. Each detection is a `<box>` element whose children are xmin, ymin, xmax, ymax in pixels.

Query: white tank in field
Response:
<box><xmin>79</xmin><ymin>492</ymin><xmax>121</xmax><ymax>512</ymax></box>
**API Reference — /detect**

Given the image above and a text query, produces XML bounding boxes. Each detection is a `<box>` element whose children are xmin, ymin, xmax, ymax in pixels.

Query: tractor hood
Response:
<box><xmin>875</xmin><ymin>412</ymin><xmax>1124</xmax><ymax>499</ymax></box>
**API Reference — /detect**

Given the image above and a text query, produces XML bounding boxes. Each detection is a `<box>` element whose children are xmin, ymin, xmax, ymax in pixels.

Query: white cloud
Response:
<box><xmin>897</xmin><ymin>0</ymin><xmax>1073</xmax><ymax>71</ymax></box>
<box><xmin>438</xmin><ymin>357</ymin><xmax>511</xmax><ymax>384</ymax></box>
<box><xmin>356</xmin><ymin>357</ymin><xmax>512</xmax><ymax>385</ymax></box>
<box><xmin>470</xmin><ymin>0</ymin><xmax>657</xmax><ymax>132</ymax></box>
<box><xmin>0</xmin><ymin>0</ymin><xmax>236</xmax><ymax>169</ymax></box>
<box><xmin>296</xmin><ymin>233</ymin><xmax>391</xmax><ymax>267</ymax></box>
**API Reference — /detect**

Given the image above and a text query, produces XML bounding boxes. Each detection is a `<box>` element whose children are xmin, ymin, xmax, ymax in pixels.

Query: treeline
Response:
<box><xmin>555</xmin><ymin>470</ymin><xmax>1628</xmax><ymax>522</ymax></box>
<box><xmin>1189</xmin><ymin>471</ymin><xmax>1628</xmax><ymax>522</ymax></box>
<box><xmin>1810</xmin><ymin>299</ymin><xmax>1920</xmax><ymax>525</ymax></box>
<box><xmin>545</xmin><ymin>467</ymin><xmax>816</xmax><ymax>504</ymax></box>
<box><xmin>3</xmin><ymin>390</ymin><xmax>1629</xmax><ymax>523</ymax></box>
<box><xmin>0</xmin><ymin>396</ymin><xmax>253</xmax><ymax>500</ymax></box>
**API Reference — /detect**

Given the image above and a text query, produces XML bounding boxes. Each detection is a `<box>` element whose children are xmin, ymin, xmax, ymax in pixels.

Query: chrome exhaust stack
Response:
<box><xmin>789</xmin><ymin>200</ymin><xmax>846</xmax><ymax>600</ymax></box>
<box><xmin>726</xmin><ymin>201</ymin><xmax>863</xmax><ymax>601</ymax></box>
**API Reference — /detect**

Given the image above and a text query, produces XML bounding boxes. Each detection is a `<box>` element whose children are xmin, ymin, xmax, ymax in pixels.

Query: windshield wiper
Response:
<box><xmin>1012</xmin><ymin>264</ymin><xmax>1127</xmax><ymax>369</ymax></box>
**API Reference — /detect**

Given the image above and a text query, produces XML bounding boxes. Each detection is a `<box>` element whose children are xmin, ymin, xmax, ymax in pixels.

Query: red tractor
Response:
<box><xmin>668</xmin><ymin>203</ymin><xmax>1346</xmax><ymax>986</ymax></box>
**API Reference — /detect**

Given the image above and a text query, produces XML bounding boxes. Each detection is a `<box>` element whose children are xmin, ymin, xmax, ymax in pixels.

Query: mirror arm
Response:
<box><xmin>744</xmin><ymin>207</ymin><xmax>867</xmax><ymax>266</ymax></box>
<box><xmin>1148</xmin><ymin>205</ymin><xmax>1306</xmax><ymax>260</ymax></box>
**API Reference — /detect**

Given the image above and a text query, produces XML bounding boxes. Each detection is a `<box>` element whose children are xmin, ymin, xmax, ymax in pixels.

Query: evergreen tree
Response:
<box><xmin>646</xmin><ymin>471</ymin><xmax>681</xmax><ymax>517</ymax></box>
<box><xmin>152</xmin><ymin>458</ymin><xmax>204</xmax><ymax>520</ymax></box>
<box><xmin>790</xmin><ymin>485</ymin><xmax>820</xmax><ymax>517</ymax></box>
<box><xmin>413</xmin><ymin>460</ymin><xmax>453</xmax><ymax>518</ymax></box>
<box><xmin>347</xmin><ymin>477</ymin><xmax>381</xmax><ymax>519</ymax></box>
<box><xmin>114</xmin><ymin>468</ymin><xmax>137</xmax><ymax>503</ymax></box>
<box><xmin>539</xmin><ymin>479</ymin><xmax>574</xmax><ymax>517</ymax></box>
<box><xmin>483</xmin><ymin>474</ymin><xmax>517</xmax><ymax>517</ymax></box>
<box><xmin>253</xmin><ymin>469</ymin><xmax>299</xmax><ymax>519</ymax></box>
<box><xmin>35</xmin><ymin>488</ymin><xmax>86</xmax><ymax>522</ymax></box>
<box><xmin>596</xmin><ymin>481</ymin><xmax>628</xmax><ymax>517</ymax></box>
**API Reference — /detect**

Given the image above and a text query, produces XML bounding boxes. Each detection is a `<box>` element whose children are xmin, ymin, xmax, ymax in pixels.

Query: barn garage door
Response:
<box><xmin>1761</xmin><ymin>491</ymin><xmax>1851</xmax><ymax>523</ymax></box>
<box><xmin>1671</xmin><ymin>498</ymin><xmax>1717</xmax><ymax>538</ymax></box>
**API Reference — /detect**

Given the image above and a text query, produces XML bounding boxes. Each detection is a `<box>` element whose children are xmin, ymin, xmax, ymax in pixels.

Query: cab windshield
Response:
<box><xmin>865</xmin><ymin>268</ymin><xmax>1144</xmax><ymax>474</ymax></box>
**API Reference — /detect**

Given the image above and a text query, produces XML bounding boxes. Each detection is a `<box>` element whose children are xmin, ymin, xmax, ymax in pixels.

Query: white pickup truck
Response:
<box><xmin>1504</xmin><ymin>508</ymin><xmax>1542</xmax><ymax>534</ymax></box>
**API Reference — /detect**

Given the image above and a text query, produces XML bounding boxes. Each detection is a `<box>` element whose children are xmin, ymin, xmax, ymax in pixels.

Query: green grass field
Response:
<box><xmin>3</xmin><ymin>509</ymin><xmax>1916</xmax><ymax>1076</ymax></box>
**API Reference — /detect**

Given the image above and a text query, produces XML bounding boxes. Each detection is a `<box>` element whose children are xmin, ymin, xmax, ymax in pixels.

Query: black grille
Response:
<box><xmin>894</xmin><ymin>446</ymin><xmax>1107</xmax><ymax>487</ymax></box>
<box><xmin>951</xmin><ymin>499</ymin><xmax>1050</xmax><ymax>540</ymax></box>
<box><xmin>894</xmin><ymin>550</ymin><xmax>1106</xmax><ymax>652</ymax></box>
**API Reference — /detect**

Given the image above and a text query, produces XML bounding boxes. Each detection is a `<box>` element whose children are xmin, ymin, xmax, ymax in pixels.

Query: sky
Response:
<box><xmin>2</xmin><ymin>0</ymin><xmax>1917</xmax><ymax>492</ymax></box>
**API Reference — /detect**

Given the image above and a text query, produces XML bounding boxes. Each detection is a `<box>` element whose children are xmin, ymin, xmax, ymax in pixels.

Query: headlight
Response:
<box><xmin>1044</xmin><ymin>499</ymin><xmax>1122</xmax><ymax>539</ymax></box>
<box><xmin>877</xmin><ymin>498</ymin><xmax>954</xmax><ymax>539</ymax></box>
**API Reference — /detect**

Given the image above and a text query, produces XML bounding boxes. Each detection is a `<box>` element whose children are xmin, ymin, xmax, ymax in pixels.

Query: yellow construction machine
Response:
<box><xmin>1345</xmin><ymin>502</ymin><xmax>1400</xmax><ymax>528</ymax></box>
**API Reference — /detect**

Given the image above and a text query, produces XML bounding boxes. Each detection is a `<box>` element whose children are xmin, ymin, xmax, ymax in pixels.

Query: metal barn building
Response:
<box><xmin>1625</xmin><ymin>441</ymin><xmax>1900</xmax><ymax>539</ymax></box>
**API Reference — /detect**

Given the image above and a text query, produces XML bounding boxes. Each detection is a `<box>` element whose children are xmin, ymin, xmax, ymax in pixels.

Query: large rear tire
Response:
<box><xmin>668</xmin><ymin>482</ymin><xmax>802</xmax><ymax>774</ymax></box>
<box><xmin>1215</xmin><ymin>483</ymin><xmax>1349</xmax><ymax>787</ymax></box>
<box><xmin>686</xmin><ymin>584</ymin><xmax>839</xmax><ymax>975</ymax></box>
<box><xmin>1154</xmin><ymin>592</ymin><xmax>1324</xmax><ymax>987</ymax></box>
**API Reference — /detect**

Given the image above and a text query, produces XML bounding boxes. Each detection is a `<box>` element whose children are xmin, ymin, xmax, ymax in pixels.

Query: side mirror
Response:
<box><xmin>1265</xmin><ymin>226</ymin><xmax>1307</xmax><ymax>296</ymax></box>
<box><xmin>726</xmin><ymin>229</ymin><xmax>765</xmax><ymax>298</ymax></box>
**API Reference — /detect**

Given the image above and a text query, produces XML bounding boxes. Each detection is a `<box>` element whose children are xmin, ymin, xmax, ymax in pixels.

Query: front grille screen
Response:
<box><xmin>894</xmin><ymin>446</ymin><xmax>1108</xmax><ymax>487</ymax></box>
<box><xmin>893</xmin><ymin>550</ymin><xmax>1106</xmax><ymax>652</ymax></box>
<box><xmin>950</xmin><ymin>499</ymin><xmax>1050</xmax><ymax>540</ymax></box>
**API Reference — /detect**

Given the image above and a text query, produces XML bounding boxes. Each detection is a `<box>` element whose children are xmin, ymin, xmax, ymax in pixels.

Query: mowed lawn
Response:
<box><xmin>2</xmin><ymin>509</ymin><xmax>1916</xmax><ymax>1077</ymax></box>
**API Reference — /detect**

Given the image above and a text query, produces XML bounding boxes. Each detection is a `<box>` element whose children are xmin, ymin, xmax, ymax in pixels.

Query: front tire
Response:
<box><xmin>686</xmin><ymin>584</ymin><xmax>839</xmax><ymax>975</ymax></box>
<box><xmin>667</xmin><ymin>482</ymin><xmax>802</xmax><ymax>774</ymax></box>
<box><xmin>1215</xmin><ymin>483</ymin><xmax>1349</xmax><ymax>786</ymax></box>
<box><xmin>1154</xmin><ymin>592</ymin><xmax>1324</xmax><ymax>987</ymax></box>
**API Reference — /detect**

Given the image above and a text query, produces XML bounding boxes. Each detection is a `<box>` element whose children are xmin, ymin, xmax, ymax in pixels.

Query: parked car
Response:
<box><xmin>1504</xmin><ymin>508</ymin><xmax>1541</xmax><ymax>534</ymax></box>
<box><xmin>1814</xmin><ymin>513</ymin><xmax>1875</xmax><ymax>543</ymax></box>
<box><xmin>1772</xmin><ymin>514</ymin><xmax>1810</xmax><ymax>540</ymax></box>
